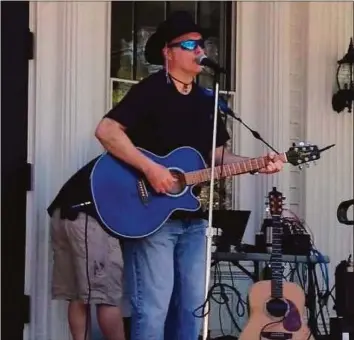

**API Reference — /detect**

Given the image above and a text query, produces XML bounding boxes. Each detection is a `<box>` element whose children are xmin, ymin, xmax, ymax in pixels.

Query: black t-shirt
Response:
<box><xmin>47</xmin><ymin>70</ymin><xmax>230</xmax><ymax>221</ymax></box>
<box><xmin>106</xmin><ymin>70</ymin><xmax>230</xmax><ymax>162</ymax></box>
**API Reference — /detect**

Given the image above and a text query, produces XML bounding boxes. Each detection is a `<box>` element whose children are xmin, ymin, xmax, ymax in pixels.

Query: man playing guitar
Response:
<box><xmin>48</xmin><ymin>10</ymin><xmax>284</xmax><ymax>340</ymax></box>
<box><xmin>95</xmin><ymin>10</ymin><xmax>284</xmax><ymax>340</ymax></box>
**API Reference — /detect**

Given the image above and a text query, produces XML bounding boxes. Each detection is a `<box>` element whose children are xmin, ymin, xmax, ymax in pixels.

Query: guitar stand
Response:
<box><xmin>306</xmin><ymin>261</ymin><xmax>330</xmax><ymax>338</ymax></box>
<box><xmin>305</xmin><ymin>262</ymin><xmax>318</xmax><ymax>337</ymax></box>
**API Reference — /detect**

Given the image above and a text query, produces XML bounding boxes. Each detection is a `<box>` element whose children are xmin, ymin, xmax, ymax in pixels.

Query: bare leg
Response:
<box><xmin>68</xmin><ymin>300</ymin><xmax>91</xmax><ymax>340</ymax></box>
<box><xmin>96</xmin><ymin>304</ymin><xmax>125</xmax><ymax>340</ymax></box>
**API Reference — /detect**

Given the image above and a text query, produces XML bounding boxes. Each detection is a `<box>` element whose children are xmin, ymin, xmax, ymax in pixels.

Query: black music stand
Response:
<box><xmin>206</xmin><ymin>210</ymin><xmax>255</xmax><ymax>279</ymax></box>
<box><xmin>204</xmin><ymin>209</ymin><xmax>251</xmax><ymax>251</ymax></box>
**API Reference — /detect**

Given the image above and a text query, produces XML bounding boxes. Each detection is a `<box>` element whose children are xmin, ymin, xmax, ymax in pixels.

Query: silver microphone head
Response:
<box><xmin>195</xmin><ymin>54</ymin><xmax>207</xmax><ymax>65</ymax></box>
<box><xmin>195</xmin><ymin>54</ymin><xmax>226</xmax><ymax>73</ymax></box>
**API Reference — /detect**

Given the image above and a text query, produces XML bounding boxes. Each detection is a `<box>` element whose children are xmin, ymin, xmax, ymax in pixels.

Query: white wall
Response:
<box><xmin>232</xmin><ymin>2</ymin><xmax>353</xmax><ymax>334</ymax></box>
<box><xmin>26</xmin><ymin>1</ymin><xmax>353</xmax><ymax>339</ymax></box>
<box><xmin>237</xmin><ymin>1</ymin><xmax>353</xmax><ymax>253</ymax></box>
<box><xmin>26</xmin><ymin>2</ymin><xmax>110</xmax><ymax>339</ymax></box>
<box><xmin>304</xmin><ymin>1</ymin><xmax>353</xmax><ymax>300</ymax></box>
<box><xmin>236</xmin><ymin>1</ymin><xmax>292</xmax><ymax>244</ymax></box>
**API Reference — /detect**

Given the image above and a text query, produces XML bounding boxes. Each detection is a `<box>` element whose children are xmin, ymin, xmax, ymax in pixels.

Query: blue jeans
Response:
<box><xmin>123</xmin><ymin>218</ymin><xmax>207</xmax><ymax>340</ymax></box>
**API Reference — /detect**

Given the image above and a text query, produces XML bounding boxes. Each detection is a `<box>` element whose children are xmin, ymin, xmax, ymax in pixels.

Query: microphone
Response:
<box><xmin>202</xmin><ymin>88</ymin><xmax>237</xmax><ymax>119</ymax></box>
<box><xmin>196</xmin><ymin>54</ymin><xmax>226</xmax><ymax>74</ymax></box>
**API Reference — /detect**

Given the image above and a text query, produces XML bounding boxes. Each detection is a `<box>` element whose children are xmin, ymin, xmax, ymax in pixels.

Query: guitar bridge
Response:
<box><xmin>137</xmin><ymin>178</ymin><xmax>149</xmax><ymax>205</ymax></box>
<box><xmin>261</xmin><ymin>332</ymin><xmax>292</xmax><ymax>340</ymax></box>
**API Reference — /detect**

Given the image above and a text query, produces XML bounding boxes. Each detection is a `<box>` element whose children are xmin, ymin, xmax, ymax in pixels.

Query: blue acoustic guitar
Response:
<box><xmin>90</xmin><ymin>144</ymin><xmax>321</xmax><ymax>238</ymax></box>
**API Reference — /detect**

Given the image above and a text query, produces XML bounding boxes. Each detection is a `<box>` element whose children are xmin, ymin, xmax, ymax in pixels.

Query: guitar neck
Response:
<box><xmin>270</xmin><ymin>216</ymin><xmax>284</xmax><ymax>299</ymax></box>
<box><xmin>184</xmin><ymin>153</ymin><xmax>288</xmax><ymax>185</ymax></box>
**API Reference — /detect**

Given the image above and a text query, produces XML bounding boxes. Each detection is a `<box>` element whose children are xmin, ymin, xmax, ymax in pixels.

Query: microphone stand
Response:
<box><xmin>202</xmin><ymin>70</ymin><xmax>221</xmax><ymax>340</ymax></box>
<box><xmin>223</xmin><ymin>110</ymin><xmax>280</xmax><ymax>155</ymax></box>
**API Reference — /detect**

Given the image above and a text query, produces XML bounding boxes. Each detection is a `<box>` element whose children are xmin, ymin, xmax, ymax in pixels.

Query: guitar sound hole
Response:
<box><xmin>266</xmin><ymin>298</ymin><xmax>288</xmax><ymax>318</ymax></box>
<box><xmin>168</xmin><ymin>169</ymin><xmax>187</xmax><ymax>196</ymax></box>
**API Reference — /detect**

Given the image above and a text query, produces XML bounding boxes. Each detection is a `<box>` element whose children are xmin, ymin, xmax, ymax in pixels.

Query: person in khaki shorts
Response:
<box><xmin>47</xmin><ymin>159</ymin><xmax>125</xmax><ymax>340</ymax></box>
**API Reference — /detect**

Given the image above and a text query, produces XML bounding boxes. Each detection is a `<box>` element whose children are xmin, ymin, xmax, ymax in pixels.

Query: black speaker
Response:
<box><xmin>330</xmin><ymin>317</ymin><xmax>354</xmax><ymax>340</ymax></box>
<box><xmin>335</xmin><ymin>262</ymin><xmax>354</xmax><ymax>317</ymax></box>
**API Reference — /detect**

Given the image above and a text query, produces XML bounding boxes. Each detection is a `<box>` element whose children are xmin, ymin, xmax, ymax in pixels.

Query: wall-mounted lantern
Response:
<box><xmin>332</xmin><ymin>38</ymin><xmax>354</xmax><ymax>113</ymax></box>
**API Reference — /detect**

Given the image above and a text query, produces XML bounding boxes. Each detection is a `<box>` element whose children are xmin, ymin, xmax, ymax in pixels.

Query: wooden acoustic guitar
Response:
<box><xmin>239</xmin><ymin>187</ymin><xmax>314</xmax><ymax>340</ymax></box>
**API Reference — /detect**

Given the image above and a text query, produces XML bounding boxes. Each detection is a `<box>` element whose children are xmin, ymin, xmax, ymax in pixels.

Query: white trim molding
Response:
<box><xmin>236</xmin><ymin>2</ymin><xmax>291</xmax><ymax>244</ymax></box>
<box><xmin>27</xmin><ymin>2</ymin><xmax>110</xmax><ymax>339</ymax></box>
<box><xmin>304</xmin><ymin>2</ymin><xmax>353</xmax><ymax>314</ymax></box>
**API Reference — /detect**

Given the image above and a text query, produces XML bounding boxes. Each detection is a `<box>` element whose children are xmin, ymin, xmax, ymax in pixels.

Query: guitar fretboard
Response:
<box><xmin>270</xmin><ymin>217</ymin><xmax>284</xmax><ymax>299</ymax></box>
<box><xmin>184</xmin><ymin>154</ymin><xmax>287</xmax><ymax>185</ymax></box>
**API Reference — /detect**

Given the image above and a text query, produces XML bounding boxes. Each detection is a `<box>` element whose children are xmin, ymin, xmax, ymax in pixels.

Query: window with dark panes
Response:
<box><xmin>110</xmin><ymin>1</ymin><xmax>236</xmax><ymax>210</ymax></box>
<box><xmin>111</xmin><ymin>2</ymin><xmax>234</xmax><ymax>91</ymax></box>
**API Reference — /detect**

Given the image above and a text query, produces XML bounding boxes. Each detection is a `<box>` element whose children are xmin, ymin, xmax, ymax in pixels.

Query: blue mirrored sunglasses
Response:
<box><xmin>168</xmin><ymin>39</ymin><xmax>205</xmax><ymax>51</ymax></box>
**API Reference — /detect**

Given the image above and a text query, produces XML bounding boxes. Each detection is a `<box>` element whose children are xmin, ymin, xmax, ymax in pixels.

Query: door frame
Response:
<box><xmin>1</xmin><ymin>1</ymin><xmax>31</xmax><ymax>339</ymax></box>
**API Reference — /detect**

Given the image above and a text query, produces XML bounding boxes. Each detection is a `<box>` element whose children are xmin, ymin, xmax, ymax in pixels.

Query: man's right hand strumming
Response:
<box><xmin>144</xmin><ymin>163</ymin><xmax>176</xmax><ymax>194</ymax></box>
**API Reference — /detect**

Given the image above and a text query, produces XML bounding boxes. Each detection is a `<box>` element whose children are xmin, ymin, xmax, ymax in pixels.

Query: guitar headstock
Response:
<box><xmin>268</xmin><ymin>187</ymin><xmax>284</xmax><ymax>217</ymax></box>
<box><xmin>286</xmin><ymin>142</ymin><xmax>320</xmax><ymax>168</ymax></box>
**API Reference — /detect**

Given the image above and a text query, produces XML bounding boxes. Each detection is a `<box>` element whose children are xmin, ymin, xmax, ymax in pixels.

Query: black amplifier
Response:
<box><xmin>255</xmin><ymin>233</ymin><xmax>311</xmax><ymax>255</ymax></box>
<box><xmin>330</xmin><ymin>317</ymin><xmax>354</xmax><ymax>340</ymax></box>
<box><xmin>255</xmin><ymin>217</ymin><xmax>312</xmax><ymax>255</ymax></box>
<box><xmin>282</xmin><ymin>233</ymin><xmax>312</xmax><ymax>255</ymax></box>
<box><xmin>335</xmin><ymin>261</ymin><xmax>354</xmax><ymax>317</ymax></box>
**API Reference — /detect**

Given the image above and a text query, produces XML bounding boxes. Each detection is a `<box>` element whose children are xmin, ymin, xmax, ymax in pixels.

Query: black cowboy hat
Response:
<box><xmin>144</xmin><ymin>11</ymin><xmax>205</xmax><ymax>65</ymax></box>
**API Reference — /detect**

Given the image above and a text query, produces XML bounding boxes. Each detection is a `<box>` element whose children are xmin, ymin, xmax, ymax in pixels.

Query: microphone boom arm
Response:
<box><xmin>202</xmin><ymin>88</ymin><xmax>280</xmax><ymax>154</ymax></box>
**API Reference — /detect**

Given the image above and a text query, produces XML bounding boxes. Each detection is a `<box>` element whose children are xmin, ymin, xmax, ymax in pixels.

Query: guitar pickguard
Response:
<box><xmin>282</xmin><ymin>299</ymin><xmax>302</xmax><ymax>332</ymax></box>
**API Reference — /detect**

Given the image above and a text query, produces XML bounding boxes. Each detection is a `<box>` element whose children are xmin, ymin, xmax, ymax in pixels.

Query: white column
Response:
<box><xmin>27</xmin><ymin>2</ymin><xmax>110</xmax><ymax>339</ymax></box>
<box><xmin>304</xmin><ymin>2</ymin><xmax>353</xmax><ymax>296</ymax></box>
<box><xmin>235</xmin><ymin>2</ymin><xmax>291</xmax><ymax>243</ymax></box>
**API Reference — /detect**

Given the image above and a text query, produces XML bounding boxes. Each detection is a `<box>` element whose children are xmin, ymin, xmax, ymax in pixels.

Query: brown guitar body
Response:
<box><xmin>239</xmin><ymin>280</ymin><xmax>314</xmax><ymax>340</ymax></box>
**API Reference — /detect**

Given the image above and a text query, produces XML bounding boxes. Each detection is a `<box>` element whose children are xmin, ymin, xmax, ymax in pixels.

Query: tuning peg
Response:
<box><xmin>298</xmin><ymin>165</ymin><xmax>303</xmax><ymax>170</ymax></box>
